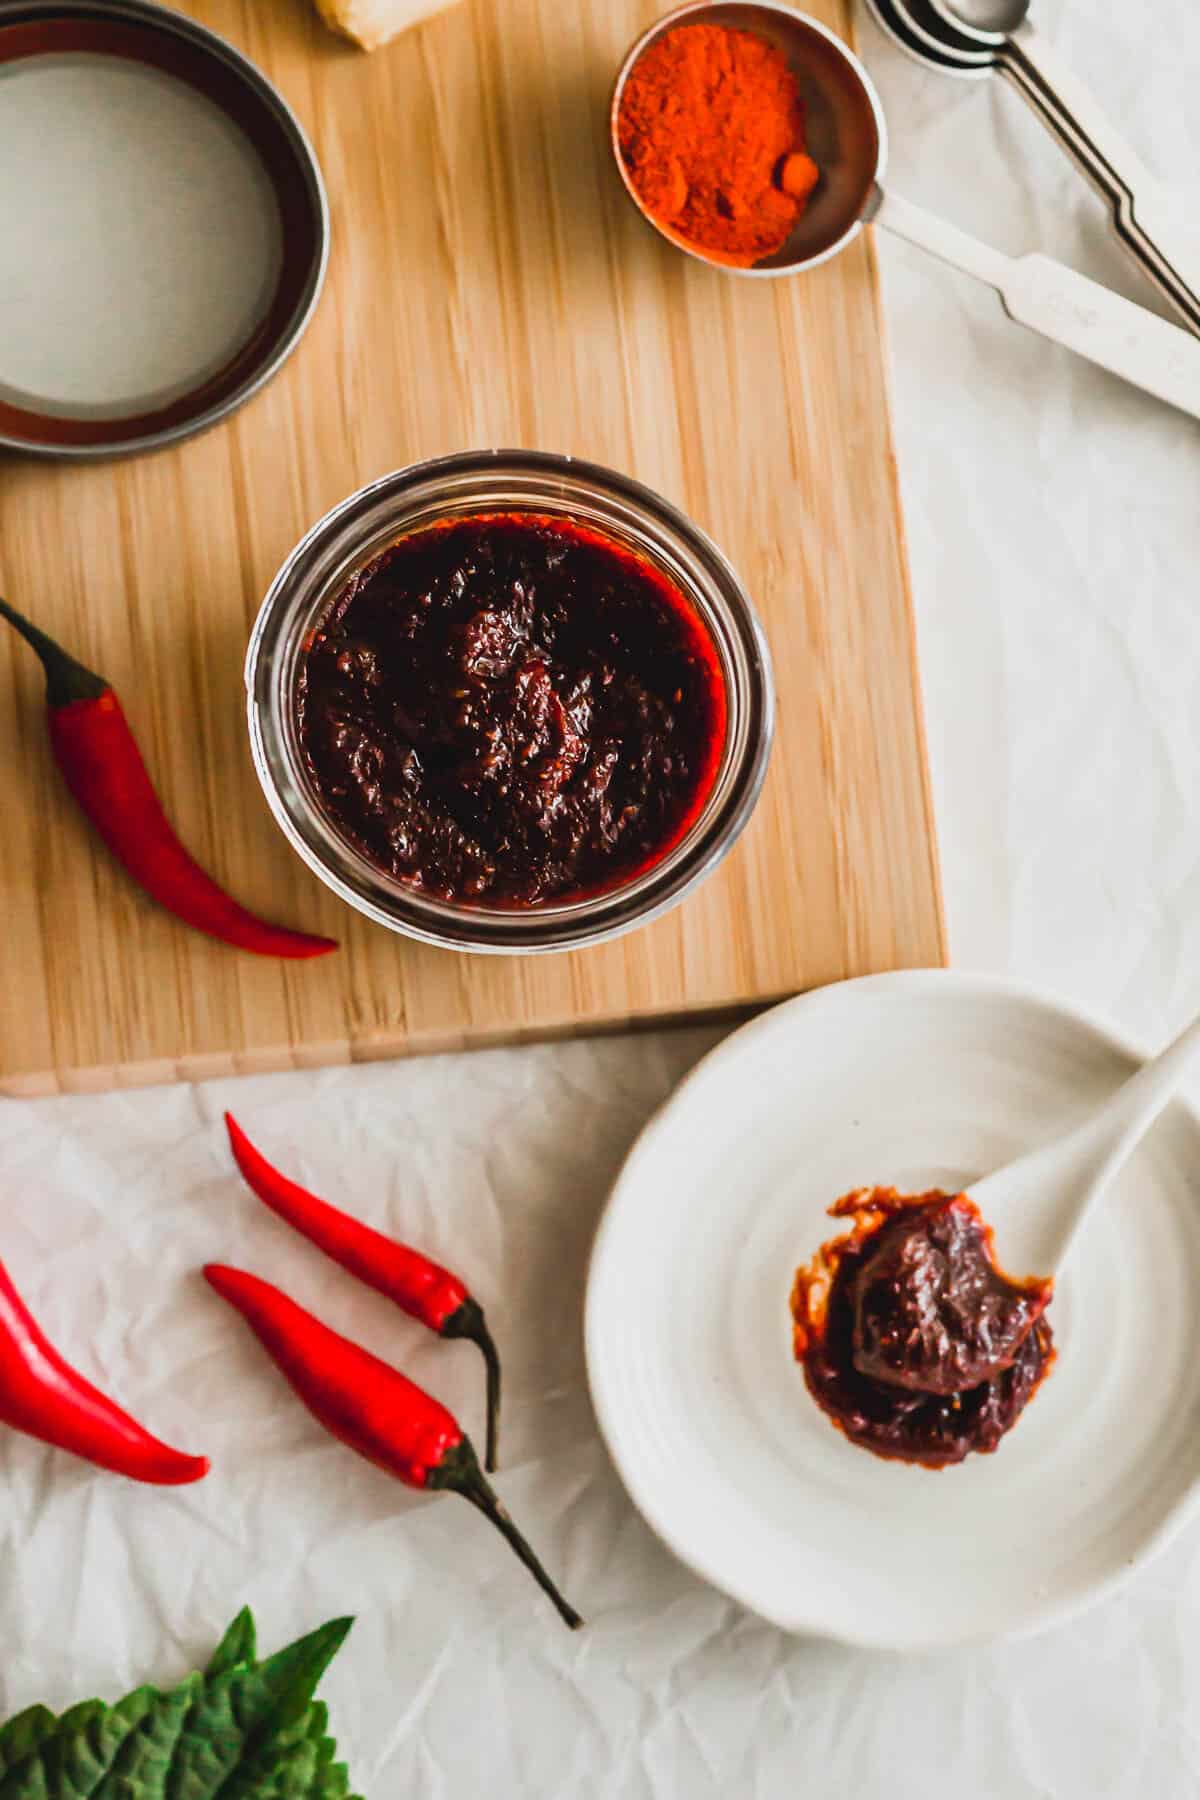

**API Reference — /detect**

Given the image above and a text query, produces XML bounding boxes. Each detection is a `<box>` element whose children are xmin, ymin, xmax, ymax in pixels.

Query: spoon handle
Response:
<box><xmin>997</xmin><ymin>59</ymin><xmax>1200</xmax><ymax>336</ymax></box>
<box><xmin>1078</xmin><ymin>1012</ymin><xmax>1200</xmax><ymax>1172</ymax></box>
<box><xmin>875</xmin><ymin>189</ymin><xmax>1200</xmax><ymax>420</ymax></box>
<box><xmin>1010</xmin><ymin>21</ymin><xmax>1200</xmax><ymax>316</ymax></box>
<box><xmin>1008</xmin><ymin>21</ymin><xmax>1152</xmax><ymax>194</ymax></box>
<box><xmin>1015</xmin><ymin>1012</ymin><xmax>1200</xmax><ymax>1274</ymax></box>
<box><xmin>974</xmin><ymin>1009</ymin><xmax>1200</xmax><ymax>1279</ymax></box>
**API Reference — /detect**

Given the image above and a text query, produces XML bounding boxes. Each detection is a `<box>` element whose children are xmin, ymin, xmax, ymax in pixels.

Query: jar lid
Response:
<box><xmin>0</xmin><ymin>0</ymin><xmax>328</xmax><ymax>457</ymax></box>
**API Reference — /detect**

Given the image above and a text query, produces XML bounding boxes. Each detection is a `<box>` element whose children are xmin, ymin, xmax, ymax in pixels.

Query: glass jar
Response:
<box><xmin>245</xmin><ymin>450</ymin><xmax>774</xmax><ymax>954</ymax></box>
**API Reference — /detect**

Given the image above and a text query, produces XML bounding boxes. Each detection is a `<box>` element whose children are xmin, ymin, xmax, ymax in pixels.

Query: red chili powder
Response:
<box><xmin>617</xmin><ymin>22</ymin><xmax>820</xmax><ymax>269</ymax></box>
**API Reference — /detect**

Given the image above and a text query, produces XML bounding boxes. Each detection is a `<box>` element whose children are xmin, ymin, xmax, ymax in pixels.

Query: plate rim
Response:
<box><xmin>584</xmin><ymin>967</ymin><xmax>1200</xmax><ymax>1650</ymax></box>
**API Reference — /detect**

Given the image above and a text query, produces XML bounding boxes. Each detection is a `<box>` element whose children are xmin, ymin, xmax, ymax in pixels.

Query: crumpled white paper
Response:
<box><xmin>4</xmin><ymin>1</ymin><xmax>1200</xmax><ymax>1793</ymax></box>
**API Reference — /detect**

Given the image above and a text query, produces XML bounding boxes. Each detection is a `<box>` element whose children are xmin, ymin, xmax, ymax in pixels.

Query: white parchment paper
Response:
<box><xmin>3</xmin><ymin>2</ymin><xmax>1200</xmax><ymax>1792</ymax></box>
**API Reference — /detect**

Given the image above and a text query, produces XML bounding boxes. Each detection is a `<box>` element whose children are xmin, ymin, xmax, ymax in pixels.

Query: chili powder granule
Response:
<box><xmin>618</xmin><ymin>22</ymin><xmax>819</xmax><ymax>268</ymax></box>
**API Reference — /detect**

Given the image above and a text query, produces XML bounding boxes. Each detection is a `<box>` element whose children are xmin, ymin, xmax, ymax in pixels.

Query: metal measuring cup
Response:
<box><xmin>610</xmin><ymin>1</ymin><xmax>1200</xmax><ymax>421</ymax></box>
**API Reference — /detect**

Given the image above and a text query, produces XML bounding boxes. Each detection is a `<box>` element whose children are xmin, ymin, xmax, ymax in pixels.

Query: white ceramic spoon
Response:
<box><xmin>972</xmin><ymin>1011</ymin><xmax>1200</xmax><ymax>1279</ymax></box>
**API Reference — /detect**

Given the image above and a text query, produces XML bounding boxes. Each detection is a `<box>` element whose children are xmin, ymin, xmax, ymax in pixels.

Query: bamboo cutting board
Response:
<box><xmin>0</xmin><ymin>0</ymin><xmax>944</xmax><ymax>1096</ymax></box>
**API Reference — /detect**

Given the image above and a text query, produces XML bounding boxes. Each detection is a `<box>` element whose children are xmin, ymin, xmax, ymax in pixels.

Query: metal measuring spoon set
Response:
<box><xmin>866</xmin><ymin>0</ymin><xmax>1200</xmax><ymax>334</ymax></box>
<box><xmin>614</xmin><ymin>3</ymin><xmax>1200</xmax><ymax>422</ymax></box>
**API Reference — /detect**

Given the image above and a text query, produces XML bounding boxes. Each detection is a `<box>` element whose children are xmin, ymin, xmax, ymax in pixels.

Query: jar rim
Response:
<box><xmin>246</xmin><ymin>450</ymin><xmax>775</xmax><ymax>954</ymax></box>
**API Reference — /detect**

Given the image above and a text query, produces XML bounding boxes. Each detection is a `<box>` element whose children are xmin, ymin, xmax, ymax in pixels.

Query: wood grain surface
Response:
<box><xmin>0</xmin><ymin>0</ymin><xmax>944</xmax><ymax>1096</ymax></box>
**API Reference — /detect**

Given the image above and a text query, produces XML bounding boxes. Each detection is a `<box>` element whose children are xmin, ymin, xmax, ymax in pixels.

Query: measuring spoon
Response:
<box><xmin>866</xmin><ymin>0</ymin><xmax>1200</xmax><ymax>332</ymax></box>
<box><xmin>879</xmin><ymin>0</ymin><xmax>1200</xmax><ymax>328</ymax></box>
<box><xmin>612</xmin><ymin>2</ymin><xmax>1200</xmax><ymax>421</ymax></box>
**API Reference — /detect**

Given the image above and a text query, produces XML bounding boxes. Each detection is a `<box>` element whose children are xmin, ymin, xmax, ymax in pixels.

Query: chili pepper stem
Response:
<box><xmin>442</xmin><ymin>1297</ymin><xmax>501</xmax><ymax>1472</ymax></box>
<box><xmin>0</xmin><ymin>595</ymin><xmax>108</xmax><ymax>706</ymax></box>
<box><xmin>429</xmin><ymin>1438</ymin><xmax>582</xmax><ymax>1631</ymax></box>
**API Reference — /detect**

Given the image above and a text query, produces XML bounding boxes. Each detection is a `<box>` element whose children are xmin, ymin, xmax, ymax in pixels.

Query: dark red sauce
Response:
<box><xmin>297</xmin><ymin>512</ymin><xmax>727</xmax><ymax>906</ymax></box>
<box><xmin>791</xmin><ymin>1189</ymin><xmax>1055</xmax><ymax>1468</ymax></box>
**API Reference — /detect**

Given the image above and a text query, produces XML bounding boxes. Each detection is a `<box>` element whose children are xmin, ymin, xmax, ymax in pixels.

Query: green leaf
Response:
<box><xmin>0</xmin><ymin>1711</ymin><xmax>57</xmax><ymax>1780</ymax></box>
<box><xmin>94</xmin><ymin>1681</ymin><xmax>196</xmax><ymax>1799</ymax></box>
<box><xmin>244</xmin><ymin>1618</ymin><xmax>353</xmax><ymax>1739</ymax></box>
<box><xmin>204</xmin><ymin>1613</ymin><xmax>257</xmax><ymax>1681</ymax></box>
<box><xmin>1</xmin><ymin>1695</ymin><xmax>154</xmax><ymax>1800</ymax></box>
<box><xmin>0</xmin><ymin>1615</ymin><xmax>358</xmax><ymax>1800</ymax></box>
<box><xmin>219</xmin><ymin>1690</ymin><xmax>364</xmax><ymax>1800</ymax></box>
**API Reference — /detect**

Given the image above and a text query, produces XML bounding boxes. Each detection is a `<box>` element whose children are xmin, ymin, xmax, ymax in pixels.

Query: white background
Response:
<box><xmin>3</xmin><ymin>2</ymin><xmax>1200</xmax><ymax>1793</ymax></box>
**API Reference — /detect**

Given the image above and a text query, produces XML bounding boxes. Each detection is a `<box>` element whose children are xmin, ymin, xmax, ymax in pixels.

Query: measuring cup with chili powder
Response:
<box><xmin>612</xmin><ymin>2</ymin><xmax>1200</xmax><ymax>422</ymax></box>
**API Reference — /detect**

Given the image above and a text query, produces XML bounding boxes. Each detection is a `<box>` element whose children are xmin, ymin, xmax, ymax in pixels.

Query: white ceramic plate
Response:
<box><xmin>585</xmin><ymin>971</ymin><xmax>1200</xmax><ymax>1650</ymax></box>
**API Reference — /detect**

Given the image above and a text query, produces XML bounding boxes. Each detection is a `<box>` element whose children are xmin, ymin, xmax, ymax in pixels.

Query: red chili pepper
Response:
<box><xmin>0</xmin><ymin>1254</ymin><xmax>209</xmax><ymax>1485</ymax></box>
<box><xmin>0</xmin><ymin>597</ymin><xmax>337</xmax><ymax>959</ymax></box>
<box><xmin>224</xmin><ymin>1113</ymin><xmax>501</xmax><ymax>1471</ymax></box>
<box><xmin>204</xmin><ymin>1264</ymin><xmax>581</xmax><ymax>1629</ymax></box>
